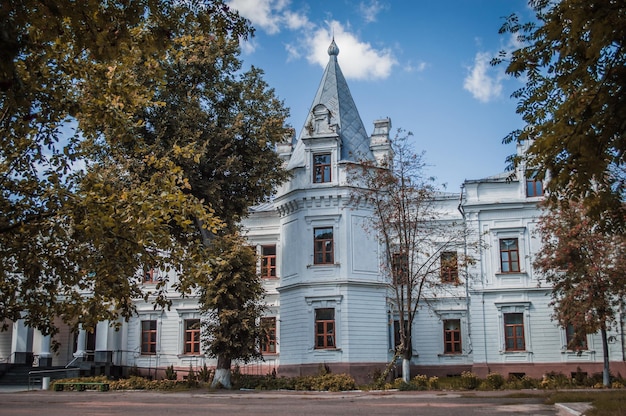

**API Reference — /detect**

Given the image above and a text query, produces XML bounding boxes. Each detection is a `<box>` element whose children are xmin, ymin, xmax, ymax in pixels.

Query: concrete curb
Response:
<box><xmin>555</xmin><ymin>402</ymin><xmax>592</xmax><ymax>415</ymax></box>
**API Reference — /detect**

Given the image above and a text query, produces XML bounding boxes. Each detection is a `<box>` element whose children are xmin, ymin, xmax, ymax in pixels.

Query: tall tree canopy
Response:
<box><xmin>534</xmin><ymin>201</ymin><xmax>626</xmax><ymax>386</ymax></box>
<box><xmin>0</xmin><ymin>0</ymin><xmax>289</xmax><ymax>343</ymax></box>
<box><xmin>495</xmin><ymin>0</ymin><xmax>626</xmax><ymax>231</ymax></box>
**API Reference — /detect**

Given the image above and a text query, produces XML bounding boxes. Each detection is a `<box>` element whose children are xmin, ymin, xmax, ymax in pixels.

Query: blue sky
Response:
<box><xmin>227</xmin><ymin>0</ymin><xmax>535</xmax><ymax>190</ymax></box>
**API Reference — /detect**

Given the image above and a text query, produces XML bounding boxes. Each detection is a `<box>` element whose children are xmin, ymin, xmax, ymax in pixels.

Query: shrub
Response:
<box><xmin>505</xmin><ymin>374</ymin><xmax>538</xmax><ymax>389</ymax></box>
<box><xmin>412</xmin><ymin>374</ymin><xmax>429</xmax><ymax>390</ymax></box>
<box><xmin>197</xmin><ymin>364</ymin><xmax>213</xmax><ymax>383</ymax></box>
<box><xmin>186</xmin><ymin>364</ymin><xmax>198</xmax><ymax>388</ymax></box>
<box><xmin>540</xmin><ymin>372</ymin><xmax>571</xmax><ymax>389</ymax></box>
<box><xmin>460</xmin><ymin>371</ymin><xmax>480</xmax><ymax>390</ymax></box>
<box><xmin>165</xmin><ymin>364</ymin><xmax>177</xmax><ymax>380</ymax></box>
<box><xmin>485</xmin><ymin>372</ymin><xmax>505</xmax><ymax>390</ymax></box>
<box><xmin>428</xmin><ymin>376</ymin><xmax>439</xmax><ymax>390</ymax></box>
<box><xmin>391</xmin><ymin>378</ymin><xmax>405</xmax><ymax>389</ymax></box>
<box><xmin>312</xmin><ymin>374</ymin><xmax>356</xmax><ymax>392</ymax></box>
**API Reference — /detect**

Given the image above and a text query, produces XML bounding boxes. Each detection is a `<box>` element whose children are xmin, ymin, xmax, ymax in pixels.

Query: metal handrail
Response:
<box><xmin>28</xmin><ymin>367</ymin><xmax>80</xmax><ymax>391</ymax></box>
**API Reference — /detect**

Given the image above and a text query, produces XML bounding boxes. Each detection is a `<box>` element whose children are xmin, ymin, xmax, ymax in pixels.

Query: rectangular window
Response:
<box><xmin>260</xmin><ymin>317</ymin><xmax>277</xmax><ymax>354</ymax></box>
<box><xmin>391</xmin><ymin>252</ymin><xmax>408</xmax><ymax>284</ymax></box>
<box><xmin>184</xmin><ymin>319</ymin><xmax>201</xmax><ymax>355</ymax></box>
<box><xmin>313</xmin><ymin>154</ymin><xmax>331</xmax><ymax>183</ymax></box>
<box><xmin>504</xmin><ymin>313</ymin><xmax>525</xmax><ymax>351</ymax></box>
<box><xmin>393</xmin><ymin>319</ymin><xmax>411</xmax><ymax>352</ymax></box>
<box><xmin>500</xmin><ymin>238</ymin><xmax>520</xmax><ymax>273</ymax></box>
<box><xmin>443</xmin><ymin>319</ymin><xmax>462</xmax><ymax>354</ymax></box>
<box><xmin>144</xmin><ymin>268</ymin><xmax>157</xmax><ymax>284</ymax></box>
<box><xmin>526</xmin><ymin>172</ymin><xmax>544</xmax><ymax>197</ymax></box>
<box><xmin>261</xmin><ymin>245</ymin><xmax>277</xmax><ymax>278</ymax></box>
<box><xmin>315</xmin><ymin>308</ymin><xmax>335</xmax><ymax>349</ymax></box>
<box><xmin>141</xmin><ymin>320</ymin><xmax>157</xmax><ymax>355</ymax></box>
<box><xmin>440</xmin><ymin>251</ymin><xmax>459</xmax><ymax>283</ymax></box>
<box><xmin>566</xmin><ymin>324</ymin><xmax>588</xmax><ymax>351</ymax></box>
<box><xmin>314</xmin><ymin>227</ymin><xmax>334</xmax><ymax>265</ymax></box>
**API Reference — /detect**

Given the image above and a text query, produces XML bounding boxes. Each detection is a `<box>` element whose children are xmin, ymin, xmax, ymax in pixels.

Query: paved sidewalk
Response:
<box><xmin>0</xmin><ymin>385</ymin><xmax>594</xmax><ymax>415</ymax></box>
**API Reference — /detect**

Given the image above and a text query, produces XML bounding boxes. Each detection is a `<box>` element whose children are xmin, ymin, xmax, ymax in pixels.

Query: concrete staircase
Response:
<box><xmin>0</xmin><ymin>365</ymin><xmax>37</xmax><ymax>386</ymax></box>
<box><xmin>0</xmin><ymin>365</ymin><xmax>79</xmax><ymax>387</ymax></box>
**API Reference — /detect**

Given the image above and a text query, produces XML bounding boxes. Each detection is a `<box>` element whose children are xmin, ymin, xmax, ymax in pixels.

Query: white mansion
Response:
<box><xmin>2</xmin><ymin>41</ymin><xmax>625</xmax><ymax>383</ymax></box>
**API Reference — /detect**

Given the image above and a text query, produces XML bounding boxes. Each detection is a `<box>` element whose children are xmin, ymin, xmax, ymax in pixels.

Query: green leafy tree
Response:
<box><xmin>195</xmin><ymin>232</ymin><xmax>264</xmax><ymax>389</ymax></box>
<box><xmin>494</xmin><ymin>0</ymin><xmax>626</xmax><ymax>231</ymax></box>
<box><xmin>350</xmin><ymin>131</ymin><xmax>472</xmax><ymax>383</ymax></box>
<box><xmin>534</xmin><ymin>201</ymin><xmax>626</xmax><ymax>387</ymax></box>
<box><xmin>0</xmin><ymin>0</ymin><xmax>289</xmax><ymax>370</ymax></box>
<box><xmin>131</xmin><ymin>26</ymin><xmax>290</xmax><ymax>386</ymax></box>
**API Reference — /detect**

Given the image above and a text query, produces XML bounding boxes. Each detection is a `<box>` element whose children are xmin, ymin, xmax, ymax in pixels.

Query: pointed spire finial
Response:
<box><xmin>328</xmin><ymin>37</ymin><xmax>339</xmax><ymax>56</ymax></box>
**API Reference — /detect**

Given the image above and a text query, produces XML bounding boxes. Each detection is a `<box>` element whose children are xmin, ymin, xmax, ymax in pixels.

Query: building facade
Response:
<box><xmin>2</xmin><ymin>42</ymin><xmax>625</xmax><ymax>383</ymax></box>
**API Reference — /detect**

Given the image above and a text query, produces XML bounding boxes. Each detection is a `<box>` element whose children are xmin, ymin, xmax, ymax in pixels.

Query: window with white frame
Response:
<box><xmin>141</xmin><ymin>320</ymin><xmax>157</xmax><ymax>355</ymax></box>
<box><xmin>499</xmin><ymin>238</ymin><xmax>520</xmax><ymax>273</ymax></box>
<box><xmin>313</xmin><ymin>153</ymin><xmax>332</xmax><ymax>183</ymax></box>
<box><xmin>184</xmin><ymin>319</ymin><xmax>201</xmax><ymax>355</ymax></box>
<box><xmin>261</xmin><ymin>245</ymin><xmax>277</xmax><ymax>278</ymax></box>
<box><xmin>443</xmin><ymin>319</ymin><xmax>462</xmax><ymax>354</ymax></box>
<box><xmin>496</xmin><ymin>302</ymin><xmax>531</xmax><ymax>353</ymax></box>
<box><xmin>565</xmin><ymin>323</ymin><xmax>588</xmax><ymax>351</ymax></box>
<box><xmin>314</xmin><ymin>227</ymin><xmax>334</xmax><ymax>265</ymax></box>
<box><xmin>315</xmin><ymin>308</ymin><xmax>335</xmax><ymax>349</ymax></box>
<box><xmin>504</xmin><ymin>313</ymin><xmax>525</xmax><ymax>351</ymax></box>
<box><xmin>260</xmin><ymin>317</ymin><xmax>277</xmax><ymax>354</ymax></box>
<box><xmin>306</xmin><ymin>295</ymin><xmax>342</xmax><ymax>350</ymax></box>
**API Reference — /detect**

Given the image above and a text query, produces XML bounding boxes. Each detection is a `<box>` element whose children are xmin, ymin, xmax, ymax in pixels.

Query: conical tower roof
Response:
<box><xmin>287</xmin><ymin>40</ymin><xmax>374</xmax><ymax>169</ymax></box>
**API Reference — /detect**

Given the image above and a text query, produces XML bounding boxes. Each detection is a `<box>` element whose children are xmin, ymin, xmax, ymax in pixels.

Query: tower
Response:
<box><xmin>274</xmin><ymin>40</ymin><xmax>392</xmax><ymax>379</ymax></box>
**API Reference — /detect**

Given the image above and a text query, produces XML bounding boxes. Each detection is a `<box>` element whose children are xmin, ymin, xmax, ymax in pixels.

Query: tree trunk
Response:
<box><xmin>601</xmin><ymin>326</ymin><xmax>610</xmax><ymax>387</ymax></box>
<box><xmin>402</xmin><ymin>358</ymin><xmax>411</xmax><ymax>383</ymax></box>
<box><xmin>401</xmin><ymin>348</ymin><xmax>411</xmax><ymax>383</ymax></box>
<box><xmin>211</xmin><ymin>355</ymin><xmax>232</xmax><ymax>389</ymax></box>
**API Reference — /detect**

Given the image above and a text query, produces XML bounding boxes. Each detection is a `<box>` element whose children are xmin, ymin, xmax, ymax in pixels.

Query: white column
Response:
<box><xmin>74</xmin><ymin>324</ymin><xmax>87</xmax><ymax>358</ymax></box>
<box><xmin>10</xmin><ymin>319</ymin><xmax>33</xmax><ymax>364</ymax></box>
<box><xmin>39</xmin><ymin>333</ymin><xmax>52</xmax><ymax>367</ymax></box>
<box><xmin>95</xmin><ymin>321</ymin><xmax>112</xmax><ymax>363</ymax></box>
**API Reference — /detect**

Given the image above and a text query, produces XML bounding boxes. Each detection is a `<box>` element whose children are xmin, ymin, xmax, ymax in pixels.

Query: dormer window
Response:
<box><xmin>526</xmin><ymin>171</ymin><xmax>544</xmax><ymax>197</ymax></box>
<box><xmin>313</xmin><ymin>154</ymin><xmax>331</xmax><ymax>183</ymax></box>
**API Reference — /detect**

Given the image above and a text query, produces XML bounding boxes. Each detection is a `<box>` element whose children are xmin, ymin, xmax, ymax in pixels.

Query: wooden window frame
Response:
<box><xmin>313</xmin><ymin>153</ymin><xmax>331</xmax><ymax>183</ymax></box>
<box><xmin>144</xmin><ymin>268</ymin><xmax>157</xmax><ymax>284</ymax></box>
<box><xmin>315</xmin><ymin>308</ymin><xmax>335</xmax><ymax>349</ymax></box>
<box><xmin>314</xmin><ymin>227</ymin><xmax>334</xmax><ymax>265</ymax></box>
<box><xmin>141</xmin><ymin>320</ymin><xmax>157</xmax><ymax>355</ymax></box>
<box><xmin>504</xmin><ymin>313</ymin><xmax>525</xmax><ymax>351</ymax></box>
<box><xmin>526</xmin><ymin>171</ymin><xmax>544</xmax><ymax>197</ymax></box>
<box><xmin>391</xmin><ymin>252</ymin><xmax>409</xmax><ymax>285</ymax></box>
<box><xmin>393</xmin><ymin>319</ymin><xmax>411</xmax><ymax>352</ymax></box>
<box><xmin>260</xmin><ymin>317</ymin><xmax>277</xmax><ymax>354</ymax></box>
<box><xmin>565</xmin><ymin>324</ymin><xmax>588</xmax><ymax>351</ymax></box>
<box><xmin>443</xmin><ymin>319</ymin><xmax>462</xmax><ymax>354</ymax></box>
<box><xmin>526</xmin><ymin>179</ymin><xmax>544</xmax><ymax>197</ymax></box>
<box><xmin>184</xmin><ymin>319</ymin><xmax>201</xmax><ymax>355</ymax></box>
<box><xmin>440</xmin><ymin>251</ymin><xmax>459</xmax><ymax>283</ymax></box>
<box><xmin>499</xmin><ymin>238</ymin><xmax>520</xmax><ymax>273</ymax></box>
<box><xmin>261</xmin><ymin>245</ymin><xmax>277</xmax><ymax>278</ymax></box>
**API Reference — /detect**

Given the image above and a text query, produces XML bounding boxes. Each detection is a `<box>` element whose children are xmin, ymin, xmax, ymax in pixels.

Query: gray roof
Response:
<box><xmin>287</xmin><ymin>40</ymin><xmax>374</xmax><ymax>169</ymax></box>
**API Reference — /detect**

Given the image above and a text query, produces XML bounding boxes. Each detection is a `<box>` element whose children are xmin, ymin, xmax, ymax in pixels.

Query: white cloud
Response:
<box><xmin>283</xmin><ymin>10</ymin><xmax>312</xmax><ymax>30</ymax></box>
<box><xmin>227</xmin><ymin>1</ymin><xmax>396</xmax><ymax>81</ymax></box>
<box><xmin>227</xmin><ymin>0</ymin><xmax>310</xmax><ymax>35</ymax></box>
<box><xmin>359</xmin><ymin>0</ymin><xmax>387</xmax><ymax>23</ymax></box>
<box><xmin>463</xmin><ymin>52</ymin><xmax>503</xmax><ymax>103</ymax></box>
<box><xmin>403</xmin><ymin>60</ymin><xmax>427</xmax><ymax>73</ymax></box>
<box><xmin>239</xmin><ymin>38</ymin><xmax>258</xmax><ymax>55</ymax></box>
<box><xmin>228</xmin><ymin>0</ymin><xmax>282</xmax><ymax>34</ymax></box>
<box><xmin>304</xmin><ymin>21</ymin><xmax>396</xmax><ymax>80</ymax></box>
